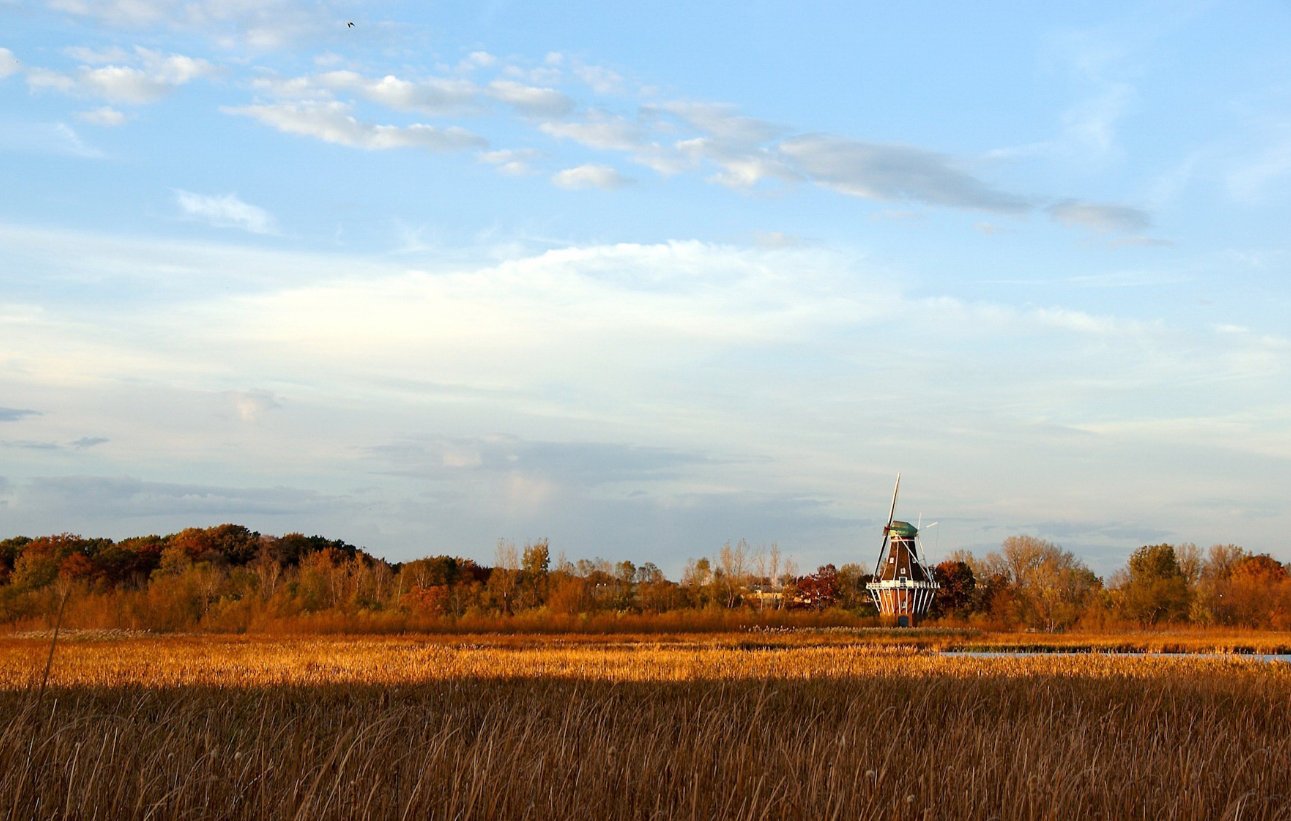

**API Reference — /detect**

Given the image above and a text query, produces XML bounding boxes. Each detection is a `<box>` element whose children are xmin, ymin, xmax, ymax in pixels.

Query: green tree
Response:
<box><xmin>835</xmin><ymin>563</ymin><xmax>872</xmax><ymax>612</ymax></box>
<box><xmin>1118</xmin><ymin>544</ymin><xmax>1189</xmax><ymax>626</ymax></box>
<box><xmin>519</xmin><ymin>539</ymin><xmax>551</xmax><ymax>609</ymax></box>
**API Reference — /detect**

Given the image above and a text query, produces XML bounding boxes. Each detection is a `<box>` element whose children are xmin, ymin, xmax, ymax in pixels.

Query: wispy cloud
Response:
<box><xmin>780</xmin><ymin>135</ymin><xmax>1032</xmax><ymax>212</ymax></box>
<box><xmin>228</xmin><ymin>390</ymin><xmax>280</xmax><ymax>422</ymax></box>
<box><xmin>27</xmin><ymin>47</ymin><xmax>213</xmax><ymax>104</ymax></box>
<box><xmin>206</xmin><ymin>50</ymin><xmax>1156</xmax><ymax>228</ymax></box>
<box><xmin>540</xmin><ymin>113</ymin><xmax>645</xmax><ymax>151</ymax></box>
<box><xmin>1047</xmin><ymin>199</ymin><xmax>1151</xmax><ymax>234</ymax></box>
<box><xmin>45</xmin><ymin>0</ymin><xmax>341</xmax><ymax>50</ymax></box>
<box><xmin>0</xmin><ymin>408</ymin><xmax>40</xmax><ymax>422</ymax></box>
<box><xmin>2</xmin><ymin>440</ymin><xmax>60</xmax><ymax>450</ymax></box>
<box><xmin>226</xmin><ymin>101</ymin><xmax>487</xmax><ymax>152</ymax></box>
<box><xmin>1059</xmin><ymin>83</ymin><xmax>1134</xmax><ymax>158</ymax></box>
<box><xmin>0</xmin><ymin>47</ymin><xmax>18</xmax><ymax>79</ymax></box>
<box><xmin>18</xmin><ymin>474</ymin><xmax>335</xmax><ymax>517</ymax></box>
<box><xmin>175</xmin><ymin>190</ymin><xmax>277</xmax><ymax>234</ymax></box>
<box><xmin>653</xmin><ymin>101</ymin><xmax>785</xmax><ymax>146</ymax></box>
<box><xmin>487</xmin><ymin>79</ymin><xmax>575</xmax><ymax>117</ymax></box>
<box><xmin>76</xmin><ymin>106</ymin><xmax>129</xmax><ymax>126</ymax></box>
<box><xmin>315</xmin><ymin>70</ymin><xmax>480</xmax><ymax>115</ymax></box>
<box><xmin>1226</xmin><ymin>129</ymin><xmax>1291</xmax><ymax>203</ymax></box>
<box><xmin>0</xmin><ymin>121</ymin><xmax>103</xmax><ymax>158</ymax></box>
<box><xmin>552</xmin><ymin>164</ymin><xmax>631</xmax><ymax>190</ymax></box>
<box><xmin>369</xmin><ymin>435</ymin><xmax>712</xmax><ymax>487</ymax></box>
<box><xmin>478</xmin><ymin>148</ymin><xmax>539</xmax><ymax>176</ymax></box>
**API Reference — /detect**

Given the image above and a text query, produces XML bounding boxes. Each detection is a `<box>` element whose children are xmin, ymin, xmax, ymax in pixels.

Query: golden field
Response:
<box><xmin>3</xmin><ymin>633</ymin><xmax>1291</xmax><ymax>819</ymax></box>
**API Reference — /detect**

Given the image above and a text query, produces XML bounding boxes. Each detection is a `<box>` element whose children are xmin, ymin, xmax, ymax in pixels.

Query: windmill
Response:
<box><xmin>865</xmin><ymin>474</ymin><xmax>940</xmax><ymax>626</ymax></box>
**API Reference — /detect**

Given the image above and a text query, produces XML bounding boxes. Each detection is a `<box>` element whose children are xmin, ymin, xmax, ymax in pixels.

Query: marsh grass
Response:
<box><xmin>2</xmin><ymin>635</ymin><xmax>1290</xmax><ymax>819</ymax></box>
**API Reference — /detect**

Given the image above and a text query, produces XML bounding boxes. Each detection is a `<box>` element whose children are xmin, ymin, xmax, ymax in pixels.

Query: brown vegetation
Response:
<box><xmin>2</xmin><ymin>635</ymin><xmax>1289</xmax><ymax>819</ymax></box>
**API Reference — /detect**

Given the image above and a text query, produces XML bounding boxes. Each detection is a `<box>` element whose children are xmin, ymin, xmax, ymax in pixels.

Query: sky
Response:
<box><xmin>2</xmin><ymin>1</ymin><xmax>1290</xmax><ymax>577</ymax></box>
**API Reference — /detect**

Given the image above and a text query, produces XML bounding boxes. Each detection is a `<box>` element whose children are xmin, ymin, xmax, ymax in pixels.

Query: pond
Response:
<box><xmin>940</xmin><ymin>650</ymin><xmax>1291</xmax><ymax>663</ymax></box>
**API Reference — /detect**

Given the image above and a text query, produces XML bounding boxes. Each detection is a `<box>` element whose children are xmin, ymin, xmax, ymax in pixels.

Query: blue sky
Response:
<box><xmin>2</xmin><ymin>1</ymin><xmax>1290</xmax><ymax>576</ymax></box>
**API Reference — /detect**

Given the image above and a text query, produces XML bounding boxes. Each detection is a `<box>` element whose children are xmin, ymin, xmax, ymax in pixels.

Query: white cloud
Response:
<box><xmin>317</xmin><ymin>70</ymin><xmax>479</xmax><ymax>114</ymax></box>
<box><xmin>48</xmin><ymin>0</ymin><xmax>171</xmax><ymax>26</ymax></box>
<box><xmin>487</xmin><ymin>79</ymin><xmax>574</xmax><ymax>117</ymax></box>
<box><xmin>26</xmin><ymin>47</ymin><xmax>213</xmax><ymax>104</ymax></box>
<box><xmin>479</xmin><ymin>148</ymin><xmax>539</xmax><ymax>176</ymax></box>
<box><xmin>676</xmin><ymin>138</ymin><xmax>795</xmax><ymax>188</ymax></box>
<box><xmin>228</xmin><ymin>389</ymin><xmax>280</xmax><ymax>422</ymax></box>
<box><xmin>7</xmin><ymin>227</ymin><xmax>1291</xmax><ymax>564</ymax></box>
<box><xmin>0</xmin><ymin>47</ymin><xmax>18</xmax><ymax>79</ymax></box>
<box><xmin>175</xmin><ymin>190</ymin><xmax>277</xmax><ymax>234</ymax></box>
<box><xmin>655</xmin><ymin>101</ymin><xmax>784</xmax><ymax>146</ymax></box>
<box><xmin>46</xmin><ymin>0</ymin><xmax>335</xmax><ymax>50</ymax></box>
<box><xmin>460</xmin><ymin>51</ymin><xmax>496</xmax><ymax>70</ymax></box>
<box><xmin>226</xmin><ymin>101</ymin><xmax>487</xmax><ymax>152</ymax></box>
<box><xmin>23</xmin><ymin>69</ymin><xmax>75</xmax><ymax>94</ymax></box>
<box><xmin>79</xmin><ymin>65</ymin><xmax>160</xmax><ymax>103</ymax></box>
<box><xmin>572</xmin><ymin>63</ymin><xmax>623</xmax><ymax>95</ymax></box>
<box><xmin>76</xmin><ymin>106</ymin><xmax>128</xmax><ymax>126</ymax></box>
<box><xmin>64</xmin><ymin>45</ymin><xmax>131</xmax><ymax>64</ymax></box>
<box><xmin>540</xmin><ymin>114</ymin><xmax>645</xmax><ymax>151</ymax></box>
<box><xmin>552</xmin><ymin>164</ymin><xmax>631</xmax><ymax>190</ymax></box>
<box><xmin>252</xmin><ymin>68</ymin><xmax>576</xmax><ymax>120</ymax></box>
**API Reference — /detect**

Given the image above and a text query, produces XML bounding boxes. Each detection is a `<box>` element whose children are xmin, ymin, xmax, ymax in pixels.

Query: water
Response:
<box><xmin>940</xmin><ymin>650</ymin><xmax>1291</xmax><ymax>663</ymax></box>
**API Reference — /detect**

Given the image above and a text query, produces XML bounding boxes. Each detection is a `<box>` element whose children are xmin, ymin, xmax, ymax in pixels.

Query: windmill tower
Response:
<box><xmin>866</xmin><ymin>474</ymin><xmax>939</xmax><ymax>626</ymax></box>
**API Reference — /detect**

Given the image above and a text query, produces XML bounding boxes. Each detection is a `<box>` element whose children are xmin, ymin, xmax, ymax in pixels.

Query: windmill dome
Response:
<box><xmin>888</xmin><ymin>520</ymin><xmax>918</xmax><ymax>538</ymax></box>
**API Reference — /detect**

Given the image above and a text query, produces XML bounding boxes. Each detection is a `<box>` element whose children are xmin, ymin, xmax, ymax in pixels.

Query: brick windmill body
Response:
<box><xmin>866</xmin><ymin>474</ymin><xmax>939</xmax><ymax>626</ymax></box>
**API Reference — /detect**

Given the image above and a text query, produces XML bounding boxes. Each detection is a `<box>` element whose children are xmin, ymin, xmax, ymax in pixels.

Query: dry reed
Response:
<box><xmin>2</xmin><ymin>635</ymin><xmax>1289</xmax><ymax>819</ymax></box>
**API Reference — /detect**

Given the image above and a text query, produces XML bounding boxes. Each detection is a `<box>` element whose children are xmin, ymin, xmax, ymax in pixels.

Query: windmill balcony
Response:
<box><xmin>866</xmin><ymin>579</ymin><xmax>939</xmax><ymax>590</ymax></box>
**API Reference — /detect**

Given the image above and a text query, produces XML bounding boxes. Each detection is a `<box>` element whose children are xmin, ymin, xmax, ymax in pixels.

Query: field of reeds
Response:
<box><xmin>3</xmin><ymin>633</ymin><xmax>1290</xmax><ymax>819</ymax></box>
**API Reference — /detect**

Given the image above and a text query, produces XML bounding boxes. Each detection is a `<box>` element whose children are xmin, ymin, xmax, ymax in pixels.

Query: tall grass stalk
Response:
<box><xmin>1</xmin><ymin>636</ymin><xmax>1289</xmax><ymax>819</ymax></box>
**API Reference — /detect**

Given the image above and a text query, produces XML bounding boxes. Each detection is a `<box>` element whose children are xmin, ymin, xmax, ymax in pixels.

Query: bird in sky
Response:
<box><xmin>347</xmin><ymin>21</ymin><xmax>355</xmax><ymax>28</ymax></box>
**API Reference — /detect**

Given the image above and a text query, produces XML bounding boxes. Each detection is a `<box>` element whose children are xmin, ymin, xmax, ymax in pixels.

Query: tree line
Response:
<box><xmin>1</xmin><ymin>525</ymin><xmax>1288</xmax><ymax>632</ymax></box>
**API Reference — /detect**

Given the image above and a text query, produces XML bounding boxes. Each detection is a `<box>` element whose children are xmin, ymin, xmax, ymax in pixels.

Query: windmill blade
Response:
<box><xmin>874</xmin><ymin>473</ymin><xmax>900</xmax><ymax>574</ymax></box>
<box><xmin>917</xmin><ymin>523</ymin><xmax>939</xmax><ymax>564</ymax></box>
<box><xmin>886</xmin><ymin>473</ymin><xmax>901</xmax><ymax>531</ymax></box>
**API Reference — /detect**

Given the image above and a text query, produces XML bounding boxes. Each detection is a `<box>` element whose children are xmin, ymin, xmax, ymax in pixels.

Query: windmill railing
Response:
<box><xmin>865</xmin><ymin>579</ymin><xmax>939</xmax><ymax>590</ymax></box>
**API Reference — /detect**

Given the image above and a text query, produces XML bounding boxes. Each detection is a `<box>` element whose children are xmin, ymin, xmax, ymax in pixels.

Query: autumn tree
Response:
<box><xmin>796</xmin><ymin>564</ymin><xmax>839</xmax><ymax>610</ymax></box>
<box><xmin>835</xmin><ymin>563</ymin><xmax>873</xmax><ymax>612</ymax></box>
<box><xmin>518</xmin><ymin>539</ymin><xmax>551</xmax><ymax>609</ymax></box>
<box><xmin>1117</xmin><ymin>544</ymin><xmax>1189</xmax><ymax>626</ymax></box>
<box><xmin>546</xmin><ymin>574</ymin><xmax>590</xmax><ymax>616</ymax></box>
<box><xmin>931</xmin><ymin>560</ymin><xmax>976</xmax><ymax>620</ymax></box>
<box><xmin>682</xmin><ymin>557</ymin><xmax>715</xmax><ymax>608</ymax></box>
<box><xmin>1190</xmin><ymin>544</ymin><xmax>1248</xmax><ymax>624</ymax></box>
<box><xmin>612</xmin><ymin>560</ymin><xmax>636</xmax><ymax>609</ymax></box>
<box><xmin>717</xmin><ymin>540</ymin><xmax>751</xmax><ymax>608</ymax></box>
<box><xmin>978</xmin><ymin>536</ymin><xmax>1099</xmax><ymax>631</ymax></box>
<box><xmin>1223</xmin><ymin>554</ymin><xmax>1291</xmax><ymax>628</ymax></box>
<box><xmin>486</xmin><ymin>540</ymin><xmax>520</xmax><ymax>614</ymax></box>
<box><xmin>635</xmin><ymin>563</ymin><xmax>677</xmax><ymax>613</ymax></box>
